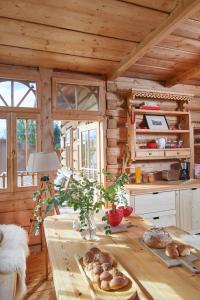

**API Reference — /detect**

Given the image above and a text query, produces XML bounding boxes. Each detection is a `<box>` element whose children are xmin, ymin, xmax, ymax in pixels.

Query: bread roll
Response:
<box><xmin>143</xmin><ymin>227</ymin><xmax>172</xmax><ymax>249</ymax></box>
<box><xmin>100</xmin><ymin>280</ymin><xmax>111</xmax><ymax>291</ymax></box>
<box><xmin>111</xmin><ymin>268</ymin><xmax>123</xmax><ymax>277</ymax></box>
<box><xmin>93</xmin><ymin>264</ymin><xmax>103</xmax><ymax>275</ymax></box>
<box><xmin>95</xmin><ymin>252</ymin><xmax>113</xmax><ymax>265</ymax></box>
<box><xmin>177</xmin><ymin>244</ymin><xmax>190</xmax><ymax>257</ymax></box>
<box><xmin>92</xmin><ymin>274</ymin><xmax>100</xmax><ymax>284</ymax></box>
<box><xmin>90</xmin><ymin>247</ymin><xmax>101</xmax><ymax>255</ymax></box>
<box><xmin>83</xmin><ymin>251</ymin><xmax>94</xmax><ymax>265</ymax></box>
<box><xmin>109</xmin><ymin>276</ymin><xmax>127</xmax><ymax>290</ymax></box>
<box><xmin>102</xmin><ymin>262</ymin><xmax>112</xmax><ymax>271</ymax></box>
<box><xmin>165</xmin><ymin>242</ymin><xmax>179</xmax><ymax>259</ymax></box>
<box><xmin>100</xmin><ymin>271</ymin><xmax>113</xmax><ymax>281</ymax></box>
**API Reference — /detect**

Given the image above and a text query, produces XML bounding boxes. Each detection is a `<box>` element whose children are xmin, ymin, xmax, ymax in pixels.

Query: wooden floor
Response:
<box><xmin>25</xmin><ymin>251</ymin><xmax>56</xmax><ymax>300</ymax></box>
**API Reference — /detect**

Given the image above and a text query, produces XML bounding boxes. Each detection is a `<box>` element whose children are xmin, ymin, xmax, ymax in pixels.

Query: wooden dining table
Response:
<box><xmin>44</xmin><ymin>214</ymin><xmax>200</xmax><ymax>300</ymax></box>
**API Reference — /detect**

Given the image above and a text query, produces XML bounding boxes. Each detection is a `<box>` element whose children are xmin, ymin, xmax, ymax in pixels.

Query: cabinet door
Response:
<box><xmin>135</xmin><ymin>191</ymin><xmax>175</xmax><ymax>215</ymax></box>
<box><xmin>191</xmin><ymin>188</ymin><xmax>200</xmax><ymax>231</ymax></box>
<box><xmin>179</xmin><ymin>189</ymin><xmax>192</xmax><ymax>232</ymax></box>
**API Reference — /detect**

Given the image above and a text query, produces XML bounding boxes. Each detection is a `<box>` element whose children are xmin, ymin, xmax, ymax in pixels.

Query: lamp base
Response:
<box><xmin>41</xmin><ymin>175</ymin><xmax>49</xmax><ymax>182</ymax></box>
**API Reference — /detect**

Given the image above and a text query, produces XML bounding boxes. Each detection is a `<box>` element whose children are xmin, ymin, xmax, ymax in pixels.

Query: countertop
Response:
<box><xmin>44</xmin><ymin>214</ymin><xmax>200</xmax><ymax>300</ymax></box>
<box><xmin>125</xmin><ymin>179</ymin><xmax>200</xmax><ymax>195</ymax></box>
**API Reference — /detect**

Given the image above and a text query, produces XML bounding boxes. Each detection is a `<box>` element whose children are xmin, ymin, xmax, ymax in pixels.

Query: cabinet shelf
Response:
<box><xmin>134</xmin><ymin>109</ymin><xmax>189</xmax><ymax>116</ymax></box>
<box><xmin>136</xmin><ymin>129</ymin><xmax>189</xmax><ymax>134</ymax></box>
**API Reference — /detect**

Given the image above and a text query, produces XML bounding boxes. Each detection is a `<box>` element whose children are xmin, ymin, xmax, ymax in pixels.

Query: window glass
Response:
<box><xmin>56</xmin><ymin>83</ymin><xmax>99</xmax><ymax>111</ymax></box>
<box><xmin>16</xmin><ymin>119</ymin><xmax>37</xmax><ymax>187</ymax></box>
<box><xmin>0</xmin><ymin>119</ymin><xmax>7</xmax><ymax>189</ymax></box>
<box><xmin>54</xmin><ymin>121</ymin><xmax>100</xmax><ymax>180</ymax></box>
<box><xmin>0</xmin><ymin>79</ymin><xmax>37</xmax><ymax>108</ymax></box>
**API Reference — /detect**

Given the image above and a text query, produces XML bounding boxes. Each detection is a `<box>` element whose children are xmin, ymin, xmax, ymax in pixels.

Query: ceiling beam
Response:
<box><xmin>165</xmin><ymin>64</ymin><xmax>200</xmax><ymax>87</ymax></box>
<box><xmin>108</xmin><ymin>0</ymin><xmax>200</xmax><ymax>80</ymax></box>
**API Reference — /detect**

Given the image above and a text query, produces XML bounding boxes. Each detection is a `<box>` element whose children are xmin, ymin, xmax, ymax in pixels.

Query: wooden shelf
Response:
<box><xmin>134</xmin><ymin>109</ymin><xmax>189</xmax><ymax>116</ymax></box>
<box><xmin>136</xmin><ymin>129</ymin><xmax>189</xmax><ymax>134</ymax></box>
<box><xmin>194</xmin><ymin>144</ymin><xmax>200</xmax><ymax>147</ymax></box>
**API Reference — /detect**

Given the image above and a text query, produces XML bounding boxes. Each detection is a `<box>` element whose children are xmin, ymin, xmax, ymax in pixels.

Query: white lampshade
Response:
<box><xmin>27</xmin><ymin>152</ymin><xmax>60</xmax><ymax>173</ymax></box>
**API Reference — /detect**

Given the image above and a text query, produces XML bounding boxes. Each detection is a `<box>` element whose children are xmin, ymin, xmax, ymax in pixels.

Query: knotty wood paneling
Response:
<box><xmin>0</xmin><ymin>18</ymin><xmax>134</xmax><ymax>62</ymax></box>
<box><xmin>0</xmin><ymin>0</ymin><xmax>167</xmax><ymax>42</ymax></box>
<box><xmin>0</xmin><ymin>45</ymin><xmax>117</xmax><ymax>74</ymax></box>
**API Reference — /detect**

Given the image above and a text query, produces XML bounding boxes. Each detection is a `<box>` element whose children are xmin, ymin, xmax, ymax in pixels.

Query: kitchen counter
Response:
<box><xmin>44</xmin><ymin>214</ymin><xmax>200</xmax><ymax>300</ymax></box>
<box><xmin>125</xmin><ymin>179</ymin><xmax>200</xmax><ymax>195</ymax></box>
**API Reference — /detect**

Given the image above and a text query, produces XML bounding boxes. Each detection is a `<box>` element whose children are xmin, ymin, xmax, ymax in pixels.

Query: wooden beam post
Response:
<box><xmin>108</xmin><ymin>0</ymin><xmax>200</xmax><ymax>80</ymax></box>
<box><xmin>39</xmin><ymin>67</ymin><xmax>54</xmax><ymax>152</ymax></box>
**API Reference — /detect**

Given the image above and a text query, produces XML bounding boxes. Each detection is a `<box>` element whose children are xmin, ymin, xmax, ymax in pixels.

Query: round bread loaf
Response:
<box><xmin>143</xmin><ymin>227</ymin><xmax>172</xmax><ymax>249</ymax></box>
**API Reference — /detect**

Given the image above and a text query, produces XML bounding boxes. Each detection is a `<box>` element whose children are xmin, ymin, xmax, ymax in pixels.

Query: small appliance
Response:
<box><xmin>180</xmin><ymin>160</ymin><xmax>190</xmax><ymax>180</ymax></box>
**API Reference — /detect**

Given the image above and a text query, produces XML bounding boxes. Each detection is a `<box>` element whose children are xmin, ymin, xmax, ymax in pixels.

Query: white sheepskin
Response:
<box><xmin>0</xmin><ymin>224</ymin><xmax>29</xmax><ymax>300</ymax></box>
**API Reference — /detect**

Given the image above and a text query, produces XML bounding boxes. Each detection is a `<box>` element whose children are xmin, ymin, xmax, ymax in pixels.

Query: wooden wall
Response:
<box><xmin>106</xmin><ymin>77</ymin><xmax>200</xmax><ymax>179</ymax></box>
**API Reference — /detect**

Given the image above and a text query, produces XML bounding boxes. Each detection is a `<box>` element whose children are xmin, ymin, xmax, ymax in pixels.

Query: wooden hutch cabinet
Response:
<box><xmin>127</xmin><ymin>89</ymin><xmax>192</xmax><ymax>163</ymax></box>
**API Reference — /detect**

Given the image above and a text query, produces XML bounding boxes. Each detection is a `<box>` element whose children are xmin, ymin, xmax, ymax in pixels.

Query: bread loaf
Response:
<box><xmin>143</xmin><ymin>227</ymin><xmax>172</xmax><ymax>249</ymax></box>
<box><xmin>83</xmin><ymin>247</ymin><xmax>129</xmax><ymax>291</ymax></box>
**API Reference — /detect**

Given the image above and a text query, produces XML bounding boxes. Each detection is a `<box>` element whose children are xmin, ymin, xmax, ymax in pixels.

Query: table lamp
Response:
<box><xmin>27</xmin><ymin>151</ymin><xmax>60</xmax><ymax>182</ymax></box>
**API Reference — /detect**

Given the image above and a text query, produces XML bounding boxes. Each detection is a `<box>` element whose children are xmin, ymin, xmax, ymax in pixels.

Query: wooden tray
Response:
<box><xmin>75</xmin><ymin>253</ymin><xmax>139</xmax><ymax>300</ymax></box>
<box><xmin>140</xmin><ymin>238</ymin><xmax>200</xmax><ymax>273</ymax></box>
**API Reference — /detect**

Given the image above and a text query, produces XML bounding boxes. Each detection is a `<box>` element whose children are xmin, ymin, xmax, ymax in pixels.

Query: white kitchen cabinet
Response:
<box><xmin>178</xmin><ymin>188</ymin><xmax>200</xmax><ymax>233</ymax></box>
<box><xmin>130</xmin><ymin>191</ymin><xmax>176</xmax><ymax>227</ymax></box>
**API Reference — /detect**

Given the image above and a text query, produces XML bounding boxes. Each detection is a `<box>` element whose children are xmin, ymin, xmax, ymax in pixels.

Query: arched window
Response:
<box><xmin>0</xmin><ymin>79</ymin><xmax>37</xmax><ymax>108</ymax></box>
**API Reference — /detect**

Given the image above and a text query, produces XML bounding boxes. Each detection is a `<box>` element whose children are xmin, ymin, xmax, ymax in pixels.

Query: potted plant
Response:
<box><xmin>66</xmin><ymin>175</ymin><xmax>111</xmax><ymax>239</ymax></box>
<box><xmin>100</xmin><ymin>172</ymin><xmax>130</xmax><ymax>227</ymax></box>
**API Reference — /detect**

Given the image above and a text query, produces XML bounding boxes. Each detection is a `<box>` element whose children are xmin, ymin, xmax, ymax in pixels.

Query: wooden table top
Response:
<box><xmin>44</xmin><ymin>214</ymin><xmax>200</xmax><ymax>300</ymax></box>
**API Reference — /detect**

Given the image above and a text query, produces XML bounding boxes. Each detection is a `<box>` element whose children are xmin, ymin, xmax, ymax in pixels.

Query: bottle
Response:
<box><xmin>135</xmin><ymin>167</ymin><xmax>142</xmax><ymax>184</ymax></box>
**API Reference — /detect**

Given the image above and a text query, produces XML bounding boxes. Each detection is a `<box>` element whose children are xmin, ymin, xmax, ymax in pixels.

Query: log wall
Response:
<box><xmin>106</xmin><ymin>77</ymin><xmax>200</xmax><ymax>179</ymax></box>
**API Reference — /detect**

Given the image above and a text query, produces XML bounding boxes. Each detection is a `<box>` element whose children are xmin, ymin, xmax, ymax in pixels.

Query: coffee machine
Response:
<box><xmin>180</xmin><ymin>160</ymin><xmax>190</xmax><ymax>180</ymax></box>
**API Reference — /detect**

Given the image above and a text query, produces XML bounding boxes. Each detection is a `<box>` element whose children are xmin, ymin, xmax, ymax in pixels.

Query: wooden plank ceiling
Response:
<box><xmin>1</xmin><ymin>0</ymin><xmax>200</xmax><ymax>86</ymax></box>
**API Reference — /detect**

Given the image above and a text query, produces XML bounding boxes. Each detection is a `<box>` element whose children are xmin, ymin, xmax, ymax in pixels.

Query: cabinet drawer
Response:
<box><xmin>135</xmin><ymin>191</ymin><xmax>175</xmax><ymax>214</ymax></box>
<box><xmin>165</xmin><ymin>149</ymin><xmax>190</xmax><ymax>158</ymax></box>
<box><xmin>136</xmin><ymin>150</ymin><xmax>164</xmax><ymax>158</ymax></box>
<box><xmin>141</xmin><ymin>210</ymin><xmax>176</xmax><ymax>227</ymax></box>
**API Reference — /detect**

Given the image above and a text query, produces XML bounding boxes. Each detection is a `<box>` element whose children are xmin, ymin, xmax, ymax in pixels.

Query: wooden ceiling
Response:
<box><xmin>1</xmin><ymin>0</ymin><xmax>200</xmax><ymax>86</ymax></box>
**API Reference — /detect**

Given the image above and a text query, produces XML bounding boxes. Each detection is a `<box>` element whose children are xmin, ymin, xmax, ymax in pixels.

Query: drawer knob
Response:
<box><xmin>149</xmin><ymin>152</ymin><xmax>152</xmax><ymax>155</ymax></box>
<box><xmin>153</xmin><ymin>216</ymin><xmax>159</xmax><ymax>220</ymax></box>
<box><xmin>153</xmin><ymin>192</ymin><xmax>159</xmax><ymax>195</ymax></box>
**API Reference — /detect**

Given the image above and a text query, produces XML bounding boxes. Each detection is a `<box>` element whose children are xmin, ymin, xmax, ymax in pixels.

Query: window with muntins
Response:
<box><xmin>0</xmin><ymin>79</ymin><xmax>37</xmax><ymax>108</ymax></box>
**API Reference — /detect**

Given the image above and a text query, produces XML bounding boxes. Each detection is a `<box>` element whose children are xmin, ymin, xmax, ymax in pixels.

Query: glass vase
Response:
<box><xmin>81</xmin><ymin>212</ymin><xmax>97</xmax><ymax>241</ymax></box>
